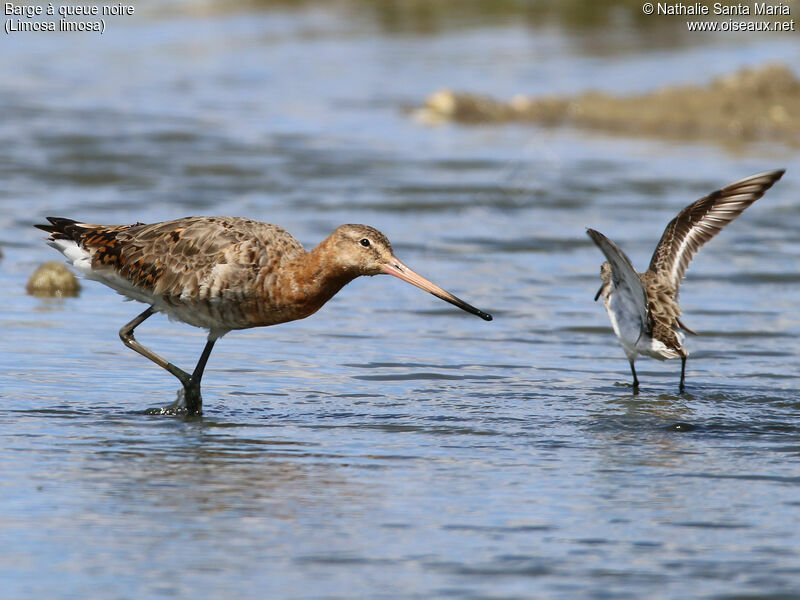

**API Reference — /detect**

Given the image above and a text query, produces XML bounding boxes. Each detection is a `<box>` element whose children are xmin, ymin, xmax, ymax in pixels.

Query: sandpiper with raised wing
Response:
<box><xmin>588</xmin><ymin>169</ymin><xmax>785</xmax><ymax>393</ymax></box>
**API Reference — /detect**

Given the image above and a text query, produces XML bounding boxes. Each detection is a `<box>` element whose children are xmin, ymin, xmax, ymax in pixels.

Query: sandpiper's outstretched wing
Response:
<box><xmin>646</xmin><ymin>169</ymin><xmax>785</xmax><ymax>289</ymax></box>
<box><xmin>587</xmin><ymin>228</ymin><xmax>649</xmax><ymax>333</ymax></box>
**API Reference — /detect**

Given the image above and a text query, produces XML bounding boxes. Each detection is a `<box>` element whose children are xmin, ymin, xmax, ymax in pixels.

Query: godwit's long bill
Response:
<box><xmin>587</xmin><ymin>169</ymin><xmax>785</xmax><ymax>393</ymax></box>
<box><xmin>36</xmin><ymin>218</ymin><xmax>492</xmax><ymax>415</ymax></box>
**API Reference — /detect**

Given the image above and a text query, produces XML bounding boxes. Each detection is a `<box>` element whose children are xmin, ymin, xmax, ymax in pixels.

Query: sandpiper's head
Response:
<box><xmin>595</xmin><ymin>261</ymin><xmax>612</xmax><ymax>301</ymax></box>
<box><xmin>600</xmin><ymin>261</ymin><xmax>612</xmax><ymax>285</ymax></box>
<box><xmin>329</xmin><ymin>224</ymin><xmax>492</xmax><ymax>321</ymax></box>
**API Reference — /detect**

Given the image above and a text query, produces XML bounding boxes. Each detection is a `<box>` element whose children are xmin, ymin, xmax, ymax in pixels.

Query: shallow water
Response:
<box><xmin>2</xmin><ymin>3</ymin><xmax>800</xmax><ymax>599</ymax></box>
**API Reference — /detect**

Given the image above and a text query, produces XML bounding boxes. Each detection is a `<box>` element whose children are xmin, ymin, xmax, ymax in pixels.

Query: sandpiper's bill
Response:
<box><xmin>587</xmin><ymin>169</ymin><xmax>785</xmax><ymax>393</ymax></box>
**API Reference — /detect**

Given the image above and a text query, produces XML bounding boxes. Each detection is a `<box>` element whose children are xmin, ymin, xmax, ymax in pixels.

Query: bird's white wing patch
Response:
<box><xmin>587</xmin><ymin>229</ymin><xmax>649</xmax><ymax>337</ymax></box>
<box><xmin>648</xmin><ymin>169</ymin><xmax>785</xmax><ymax>289</ymax></box>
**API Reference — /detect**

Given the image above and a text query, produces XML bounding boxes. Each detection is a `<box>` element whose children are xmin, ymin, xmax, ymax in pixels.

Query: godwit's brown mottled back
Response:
<box><xmin>587</xmin><ymin>169</ymin><xmax>784</xmax><ymax>393</ymax></box>
<box><xmin>36</xmin><ymin>217</ymin><xmax>492</xmax><ymax>415</ymax></box>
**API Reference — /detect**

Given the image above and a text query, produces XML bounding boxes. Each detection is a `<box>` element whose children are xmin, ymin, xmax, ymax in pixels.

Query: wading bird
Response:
<box><xmin>37</xmin><ymin>217</ymin><xmax>492</xmax><ymax>414</ymax></box>
<box><xmin>587</xmin><ymin>169</ymin><xmax>784</xmax><ymax>393</ymax></box>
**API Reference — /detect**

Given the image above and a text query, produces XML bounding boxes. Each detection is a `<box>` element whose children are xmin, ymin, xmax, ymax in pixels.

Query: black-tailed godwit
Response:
<box><xmin>36</xmin><ymin>217</ymin><xmax>492</xmax><ymax>414</ymax></box>
<box><xmin>587</xmin><ymin>169</ymin><xmax>784</xmax><ymax>393</ymax></box>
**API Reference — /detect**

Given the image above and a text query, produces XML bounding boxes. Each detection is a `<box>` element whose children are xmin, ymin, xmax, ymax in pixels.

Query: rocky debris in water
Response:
<box><xmin>26</xmin><ymin>261</ymin><xmax>81</xmax><ymax>298</ymax></box>
<box><xmin>414</xmin><ymin>63</ymin><xmax>800</xmax><ymax>145</ymax></box>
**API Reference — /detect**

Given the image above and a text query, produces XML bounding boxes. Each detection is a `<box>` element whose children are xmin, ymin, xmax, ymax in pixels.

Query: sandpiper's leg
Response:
<box><xmin>629</xmin><ymin>359</ymin><xmax>640</xmax><ymax>393</ymax></box>
<box><xmin>679</xmin><ymin>356</ymin><xmax>687</xmax><ymax>393</ymax></box>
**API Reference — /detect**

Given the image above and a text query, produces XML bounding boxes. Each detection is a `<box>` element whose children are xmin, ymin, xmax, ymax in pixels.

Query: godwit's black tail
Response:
<box><xmin>34</xmin><ymin>217</ymin><xmax>84</xmax><ymax>242</ymax></box>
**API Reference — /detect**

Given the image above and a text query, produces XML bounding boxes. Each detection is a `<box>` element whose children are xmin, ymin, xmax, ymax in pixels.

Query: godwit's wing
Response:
<box><xmin>646</xmin><ymin>169</ymin><xmax>785</xmax><ymax>290</ymax></box>
<box><xmin>586</xmin><ymin>228</ymin><xmax>649</xmax><ymax>335</ymax></box>
<box><xmin>37</xmin><ymin>216</ymin><xmax>305</xmax><ymax>301</ymax></box>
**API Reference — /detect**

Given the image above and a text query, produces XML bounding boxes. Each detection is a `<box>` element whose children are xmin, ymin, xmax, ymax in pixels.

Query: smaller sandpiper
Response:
<box><xmin>587</xmin><ymin>169</ymin><xmax>785</xmax><ymax>393</ymax></box>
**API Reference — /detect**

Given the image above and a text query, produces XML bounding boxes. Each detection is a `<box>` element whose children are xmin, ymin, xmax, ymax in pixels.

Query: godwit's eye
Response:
<box><xmin>359</xmin><ymin>238</ymin><xmax>371</xmax><ymax>247</ymax></box>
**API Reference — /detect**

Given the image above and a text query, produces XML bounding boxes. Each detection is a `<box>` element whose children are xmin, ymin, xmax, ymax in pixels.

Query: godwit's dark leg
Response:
<box><xmin>191</xmin><ymin>338</ymin><xmax>216</xmax><ymax>384</ymax></box>
<box><xmin>119</xmin><ymin>307</ymin><xmax>211</xmax><ymax>415</ymax></box>
<box><xmin>181</xmin><ymin>337</ymin><xmax>217</xmax><ymax>415</ymax></box>
<box><xmin>679</xmin><ymin>356</ymin><xmax>687</xmax><ymax>393</ymax></box>
<box><xmin>119</xmin><ymin>307</ymin><xmax>192</xmax><ymax>386</ymax></box>
<box><xmin>629</xmin><ymin>358</ymin><xmax>640</xmax><ymax>394</ymax></box>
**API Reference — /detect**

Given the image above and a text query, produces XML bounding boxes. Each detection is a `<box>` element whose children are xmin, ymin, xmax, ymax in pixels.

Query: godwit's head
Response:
<box><xmin>595</xmin><ymin>261</ymin><xmax>612</xmax><ymax>301</ymax></box>
<box><xmin>329</xmin><ymin>224</ymin><xmax>492</xmax><ymax>321</ymax></box>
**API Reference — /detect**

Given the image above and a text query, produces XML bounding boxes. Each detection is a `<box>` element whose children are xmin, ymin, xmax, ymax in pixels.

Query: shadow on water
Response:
<box><xmin>9</xmin><ymin>406</ymin><xmax>368</xmax><ymax>517</ymax></box>
<box><xmin>584</xmin><ymin>385</ymin><xmax>800</xmax><ymax>439</ymax></box>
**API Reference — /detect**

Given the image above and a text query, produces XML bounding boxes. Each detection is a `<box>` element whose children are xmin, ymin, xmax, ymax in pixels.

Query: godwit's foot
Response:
<box><xmin>144</xmin><ymin>382</ymin><xmax>202</xmax><ymax>416</ymax></box>
<box><xmin>144</xmin><ymin>401</ymin><xmax>186</xmax><ymax>416</ymax></box>
<box><xmin>182</xmin><ymin>378</ymin><xmax>203</xmax><ymax>415</ymax></box>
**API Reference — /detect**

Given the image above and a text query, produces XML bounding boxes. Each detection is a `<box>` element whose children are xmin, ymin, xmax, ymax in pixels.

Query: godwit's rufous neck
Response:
<box><xmin>269</xmin><ymin>237</ymin><xmax>362</xmax><ymax>321</ymax></box>
<box><xmin>283</xmin><ymin>224</ymin><xmax>492</xmax><ymax>321</ymax></box>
